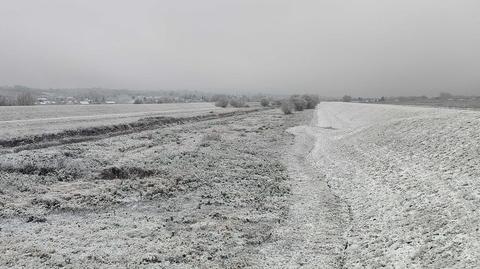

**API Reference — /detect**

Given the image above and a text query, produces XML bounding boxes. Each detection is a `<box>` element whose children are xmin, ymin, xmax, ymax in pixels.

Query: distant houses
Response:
<box><xmin>37</xmin><ymin>97</ymin><xmax>49</xmax><ymax>105</ymax></box>
<box><xmin>0</xmin><ymin>86</ymin><xmax>237</xmax><ymax>106</ymax></box>
<box><xmin>31</xmin><ymin>95</ymin><xmax>204</xmax><ymax>105</ymax></box>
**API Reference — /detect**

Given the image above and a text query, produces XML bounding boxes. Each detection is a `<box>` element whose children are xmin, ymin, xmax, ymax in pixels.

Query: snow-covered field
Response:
<box><xmin>0</xmin><ymin>108</ymin><xmax>308</xmax><ymax>268</ymax></box>
<box><xmin>0</xmin><ymin>103</ymin><xmax>245</xmax><ymax>140</ymax></box>
<box><xmin>281</xmin><ymin>102</ymin><xmax>480</xmax><ymax>267</ymax></box>
<box><xmin>1</xmin><ymin>102</ymin><xmax>479</xmax><ymax>268</ymax></box>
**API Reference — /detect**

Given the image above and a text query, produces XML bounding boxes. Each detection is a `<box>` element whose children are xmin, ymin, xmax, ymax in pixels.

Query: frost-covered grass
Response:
<box><xmin>0</xmin><ymin>109</ymin><xmax>308</xmax><ymax>268</ymax></box>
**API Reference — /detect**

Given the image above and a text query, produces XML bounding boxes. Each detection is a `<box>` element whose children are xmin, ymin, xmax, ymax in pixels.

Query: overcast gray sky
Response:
<box><xmin>1</xmin><ymin>0</ymin><xmax>479</xmax><ymax>96</ymax></box>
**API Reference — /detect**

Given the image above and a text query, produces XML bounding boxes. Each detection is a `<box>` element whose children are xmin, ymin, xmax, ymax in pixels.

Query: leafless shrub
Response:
<box><xmin>278</xmin><ymin>94</ymin><xmax>320</xmax><ymax>114</ymax></box>
<box><xmin>215</xmin><ymin>97</ymin><xmax>229</xmax><ymax>108</ymax></box>
<box><xmin>302</xmin><ymin>94</ymin><xmax>320</xmax><ymax>109</ymax></box>
<box><xmin>280</xmin><ymin>101</ymin><xmax>294</xmax><ymax>114</ymax></box>
<box><xmin>229</xmin><ymin>98</ymin><xmax>246</xmax><ymax>108</ymax></box>
<box><xmin>260</xmin><ymin>98</ymin><xmax>270</xmax><ymax>107</ymax></box>
<box><xmin>289</xmin><ymin>95</ymin><xmax>307</xmax><ymax>111</ymax></box>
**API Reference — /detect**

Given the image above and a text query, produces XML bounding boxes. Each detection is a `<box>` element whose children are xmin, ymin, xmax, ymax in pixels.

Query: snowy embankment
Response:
<box><xmin>309</xmin><ymin>102</ymin><xmax>480</xmax><ymax>267</ymax></box>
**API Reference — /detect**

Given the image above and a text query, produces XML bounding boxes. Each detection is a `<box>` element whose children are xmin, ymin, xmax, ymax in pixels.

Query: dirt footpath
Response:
<box><xmin>257</xmin><ymin>117</ymin><xmax>349</xmax><ymax>268</ymax></box>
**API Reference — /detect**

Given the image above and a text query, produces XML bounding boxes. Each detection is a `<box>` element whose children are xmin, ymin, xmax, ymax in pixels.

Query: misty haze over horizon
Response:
<box><xmin>1</xmin><ymin>0</ymin><xmax>479</xmax><ymax>97</ymax></box>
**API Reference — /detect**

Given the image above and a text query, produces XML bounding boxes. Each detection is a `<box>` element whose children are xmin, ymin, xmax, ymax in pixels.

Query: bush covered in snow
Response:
<box><xmin>279</xmin><ymin>94</ymin><xmax>320</xmax><ymax>114</ymax></box>
<box><xmin>214</xmin><ymin>97</ymin><xmax>229</xmax><ymax>108</ymax></box>
<box><xmin>260</xmin><ymin>98</ymin><xmax>270</xmax><ymax>107</ymax></box>
<box><xmin>280</xmin><ymin>101</ymin><xmax>294</xmax><ymax>114</ymax></box>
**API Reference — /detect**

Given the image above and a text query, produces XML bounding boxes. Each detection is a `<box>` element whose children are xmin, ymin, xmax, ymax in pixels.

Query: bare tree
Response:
<box><xmin>16</xmin><ymin>92</ymin><xmax>35</xmax><ymax>106</ymax></box>
<box><xmin>0</xmin><ymin>95</ymin><xmax>10</xmax><ymax>106</ymax></box>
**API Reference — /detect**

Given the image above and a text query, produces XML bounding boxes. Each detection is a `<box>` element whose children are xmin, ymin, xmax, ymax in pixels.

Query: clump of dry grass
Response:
<box><xmin>99</xmin><ymin>166</ymin><xmax>157</xmax><ymax>180</ymax></box>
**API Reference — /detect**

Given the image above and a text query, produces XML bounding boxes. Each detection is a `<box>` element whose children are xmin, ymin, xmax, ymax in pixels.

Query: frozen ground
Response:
<box><xmin>0</xmin><ymin>108</ymin><xmax>310</xmax><ymax>268</ymax></box>
<box><xmin>1</xmin><ymin>102</ymin><xmax>479</xmax><ymax>268</ymax></box>
<box><xmin>0</xmin><ymin>103</ymin><xmax>250</xmax><ymax>140</ymax></box>
<box><xmin>280</xmin><ymin>102</ymin><xmax>480</xmax><ymax>268</ymax></box>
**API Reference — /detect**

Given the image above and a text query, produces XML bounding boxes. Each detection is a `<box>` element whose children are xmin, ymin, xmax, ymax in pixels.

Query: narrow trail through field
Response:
<box><xmin>258</xmin><ymin>111</ymin><xmax>350</xmax><ymax>268</ymax></box>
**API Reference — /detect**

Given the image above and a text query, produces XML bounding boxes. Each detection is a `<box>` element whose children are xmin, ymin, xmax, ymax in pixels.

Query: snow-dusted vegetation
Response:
<box><xmin>0</xmin><ymin>108</ymin><xmax>309</xmax><ymax>267</ymax></box>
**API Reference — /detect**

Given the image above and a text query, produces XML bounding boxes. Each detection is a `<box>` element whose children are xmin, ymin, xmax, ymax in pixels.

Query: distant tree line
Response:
<box><xmin>0</xmin><ymin>92</ymin><xmax>35</xmax><ymax>106</ymax></box>
<box><xmin>0</xmin><ymin>95</ymin><xmax>13</xmax><ymax>106</ymax></box>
